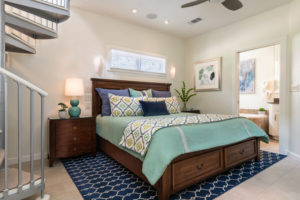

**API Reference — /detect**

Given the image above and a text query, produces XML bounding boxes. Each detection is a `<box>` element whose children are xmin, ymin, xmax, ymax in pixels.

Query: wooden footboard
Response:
<box><xmin>98</xmin><ymin>136</ymin><xmax>260</xmax><ymax>200</ymax></box>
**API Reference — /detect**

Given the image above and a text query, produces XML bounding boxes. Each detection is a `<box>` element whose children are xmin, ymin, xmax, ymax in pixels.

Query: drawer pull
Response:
<box><xmin>239</xmin><ymin>149</ymin><xmax>245</xmax><ymax>155</ymax></box>
<box><xmin>73</xmin><ymin>126</ymin><xmax>78</xmax><ymax>130</ymax></box>
<box><xmin>73</xmin><ymin>148</ymin><xmax>77</xmax><ymax>151</ymax></box>
<box><xmin>73</xmin><ymin>137</ymin><xmax>77</xmax><ymax>141</ymax></box>
<box><xmin>196</xmin><ymin>163</ymin><xmax>204</xmax><ymax>170</ymax></box>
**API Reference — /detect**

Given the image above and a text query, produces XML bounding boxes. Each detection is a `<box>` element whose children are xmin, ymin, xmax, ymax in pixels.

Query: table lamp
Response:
<box><xmin>65</xmin><ymin>78</ymin><xmax>84</xmax><ymax>118</ymax></box>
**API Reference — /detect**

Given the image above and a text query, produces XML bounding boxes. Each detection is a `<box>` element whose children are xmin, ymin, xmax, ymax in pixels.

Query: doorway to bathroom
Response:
<box><xmin>237</xmin><ymin>44</ymin><xmax>280</xmax><ymax>153</ymax></box>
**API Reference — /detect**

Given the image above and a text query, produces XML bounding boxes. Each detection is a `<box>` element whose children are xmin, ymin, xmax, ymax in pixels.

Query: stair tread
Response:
<box><xmin>0</xmin><ymin>149</ymin><xmax>4</xmax><ymax>166</ymax></box>
<box><xmin>5</xmin><ymin>0</ymin><xmax>70</xmax><ymax>23</ymax></box>
<box><xmin>0</xmin><ymin>168</ymin><xmax>40</xmax><ymax>191</ymax></box>
<box><xmin>5</xmin><ymin>34</ymin><xmax>36</xmax><ymax>54</ymax></box>
<box><xmin>5</xmin><ymin>13</ymin><xmax>57</xmax><ymax>39</ymax></box>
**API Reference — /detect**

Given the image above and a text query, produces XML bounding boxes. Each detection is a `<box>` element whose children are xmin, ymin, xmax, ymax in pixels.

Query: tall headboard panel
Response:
<box><xmin>91</xmin><ymin>78</ymin><xmax>172</xmax><ymax>116</ymax></box>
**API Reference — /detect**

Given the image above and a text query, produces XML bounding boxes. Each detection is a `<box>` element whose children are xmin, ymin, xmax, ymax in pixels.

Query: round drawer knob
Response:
<box><xmin>196</xmin><ymin>163</ymin><xmax>204</xmax><ymax>170</ymax></box>
<box><xmin>73</xmin><ymin>126</ymin><xmax>78</xmax><ymax>130</ymax></box>
<box><xmin>239</xmin><ymin>149</ymin><xmax>245</xmax><ymax>155</ymax></box>
<box><xmin>73</xmin><ymin>148</ymin><xmax>77</xmax><ymax>151</ymax></box>
<box><xmin>73</xmin><ymin>137</ymin><xmax>77</xmax><ymax>141</ymax></box>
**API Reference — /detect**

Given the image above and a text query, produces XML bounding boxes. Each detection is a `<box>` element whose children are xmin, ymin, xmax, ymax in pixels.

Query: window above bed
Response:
<box><xmin>109</xmin><ymin>49</ymin><xmax>167</xmax><ymax>75</ymax></box>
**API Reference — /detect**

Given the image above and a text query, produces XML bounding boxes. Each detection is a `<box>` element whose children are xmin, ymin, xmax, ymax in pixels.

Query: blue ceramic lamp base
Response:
<box><xmin>69</xmin><ymin>99</ymin><xmax>81</xmax><ymax>118</ymax></box>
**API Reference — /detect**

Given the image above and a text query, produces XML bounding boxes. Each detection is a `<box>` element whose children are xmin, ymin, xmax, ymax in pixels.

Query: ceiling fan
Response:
<box><xmin>181</xmin><ymin>0</ymin><xmax>243</xmax><ymax>11</ymax></box>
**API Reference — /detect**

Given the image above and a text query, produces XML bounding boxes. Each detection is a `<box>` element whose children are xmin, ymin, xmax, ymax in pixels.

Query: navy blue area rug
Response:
<box><xmin>62</xmin><ymin>151</ymin><xmax>286</xmax><ymax>200</ymax></box>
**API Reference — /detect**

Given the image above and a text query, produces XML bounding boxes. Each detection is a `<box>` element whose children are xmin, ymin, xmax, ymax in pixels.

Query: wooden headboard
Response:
<box><xmin>91</xmin><ymin>78</ymin><xmax>172</xmax><ymax>116</ymax></box>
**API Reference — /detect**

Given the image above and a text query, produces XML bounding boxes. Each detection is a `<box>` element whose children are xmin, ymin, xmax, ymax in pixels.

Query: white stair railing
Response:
<box><xmin>0</xmin><ymin>67</ymin><xmax>48</xmax><ymax>200</ymax></box>
<box><xmin>5</xmin><ymin>4</ymin><xmax>58</xmax><ymax>32</ymax></box>
<box><xmin>5</xmin><ymin>25</ymin><xmax>36</xmax><ymax>48</ymax></box>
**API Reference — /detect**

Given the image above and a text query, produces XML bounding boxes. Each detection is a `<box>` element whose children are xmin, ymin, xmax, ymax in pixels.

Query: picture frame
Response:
<box><xmin>194</xmin><ymin>57</ymin><xmax>222</xmax><ymax>91</ymax></box>
<box><xmin>240</xmin><ymin>59</ymin><xmax>256</xmax><ymax>94</ymax></box>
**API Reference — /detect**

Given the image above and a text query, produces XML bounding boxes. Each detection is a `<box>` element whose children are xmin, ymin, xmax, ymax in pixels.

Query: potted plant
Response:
<box><xmin>58</xmin><ymin>102</ymin><xmax>68</xmax><ymax>119</ymax></box>
<box><xmin>258</xmin><ymin>108</ymin><xmax>266</xmax><ymax>115</ymax></box>
<box><xmin>175</xmin><ymin>81</ymin><xmax>197</xmax><ymax>111</ymax></box>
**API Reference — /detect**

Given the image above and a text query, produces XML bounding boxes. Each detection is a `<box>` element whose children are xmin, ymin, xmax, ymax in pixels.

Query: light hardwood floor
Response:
<box><xmin>24</xmin><ymin>140</ymin><xmax>300</xmax><ymax>200</ymax></box>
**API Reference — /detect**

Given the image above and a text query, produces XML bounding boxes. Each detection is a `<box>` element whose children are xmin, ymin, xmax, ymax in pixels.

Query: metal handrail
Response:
<box><xmin>0</xmin><ymin>67</ymin><xmax>47</xmax><ymax>199</ymax></box>
<box><xmin>0</xmin><ymin>68</ymin><xmax>48</xmax><ymax>96</ymax></box>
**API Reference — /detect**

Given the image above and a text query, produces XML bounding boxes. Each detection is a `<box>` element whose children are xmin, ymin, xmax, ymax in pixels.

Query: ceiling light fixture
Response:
<box><xmin>164</xmin><ymin>20</ymin><xmax>169</xmax><ymax>25</ymax></box>
<box><xmin>132</xmin><ymin>9</ymin><xmax>137</xmax><ymax>14</ymax></box>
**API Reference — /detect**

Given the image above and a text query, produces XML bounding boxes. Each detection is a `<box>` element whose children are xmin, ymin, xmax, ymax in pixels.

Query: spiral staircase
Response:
<box><xmin>0</xmin><ymin>0</ymin><xmax>70</xmax><ymax>199</ymax></box>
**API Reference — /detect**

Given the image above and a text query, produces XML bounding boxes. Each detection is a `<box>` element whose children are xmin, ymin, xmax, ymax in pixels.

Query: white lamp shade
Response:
<box><xmin>65</xmin><ymin>78</ymin><xmax>84</xmax><ymax>97</ymax></box>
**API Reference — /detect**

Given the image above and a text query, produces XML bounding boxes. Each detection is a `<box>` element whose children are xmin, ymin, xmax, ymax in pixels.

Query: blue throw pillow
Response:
<box><xmin>96</xmin><ymin>88</ymin><xmax>129</xmax><ymax>116</ymax></box>
<box><xmin>139</xmin><ymin>100</ymin><xmax>170</xmax><ymax>116</ymax></box>
<box><xmin>152</xmin><ymin>90</ymin><xmax>171</xmax><ymax>97</ymax></box>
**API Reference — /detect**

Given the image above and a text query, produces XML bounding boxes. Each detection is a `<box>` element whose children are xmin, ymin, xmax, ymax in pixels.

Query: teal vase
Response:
<box><xmin>68</xmin><ymin>99</ymin><xmax>81</xmax><ymax>118</ymax></box>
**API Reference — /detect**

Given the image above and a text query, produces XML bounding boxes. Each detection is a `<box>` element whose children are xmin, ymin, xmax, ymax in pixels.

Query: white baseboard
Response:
<box><xmin>7</xmin><ymin>153</ymin><xmax>48</xmax><ymax>165</ymax></box>
<box><xmin>287</xmin><ymin>151</ymin><xmax>300</xmax><ymax>162</ymax></box>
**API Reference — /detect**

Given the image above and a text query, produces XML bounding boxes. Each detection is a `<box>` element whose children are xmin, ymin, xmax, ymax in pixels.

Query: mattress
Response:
<box><xmin>96</xmin><ymin>113</ymin><xmax>193</xmax><ymax>161</ymax></box>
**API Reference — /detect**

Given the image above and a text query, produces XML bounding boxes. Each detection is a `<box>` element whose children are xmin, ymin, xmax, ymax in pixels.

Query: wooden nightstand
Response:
<box><xmin>182</xmin><ymin>110</ymin><xmax>201</xmax><ymax>114</ymax></box>
<box><xmin>49</xmin><ymin>116</ymin><xmax>96</xmax><ymax>167</ymax></box>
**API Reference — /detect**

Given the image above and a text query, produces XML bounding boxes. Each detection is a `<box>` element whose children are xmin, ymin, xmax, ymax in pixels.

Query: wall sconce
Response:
<box><xmin>93</xmin><ymin>55</ymin><xmax>102</xmax><ymax>74</ymax></box>
<box><xmin>170</xmin><ymin>65</ymin><xmax>176</xmax><ymax>79</ymax></box>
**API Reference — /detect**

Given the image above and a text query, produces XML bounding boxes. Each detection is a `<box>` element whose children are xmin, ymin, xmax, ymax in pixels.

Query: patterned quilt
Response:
<box><xmin>119</xmin><ymin>114</ymin><xmax>238</xmax><ymax>156</ymax></box>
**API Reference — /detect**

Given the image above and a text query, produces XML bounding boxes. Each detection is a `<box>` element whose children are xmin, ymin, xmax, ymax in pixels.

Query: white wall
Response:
<box><xmin>185</xmin><ymin>1</ymin><xmax>300</xmax><ymax>157</ymax></box>
<box><xmin>239</xmin><ymin>45</ymin><xmax>277</xmax><ymax>110</ymax></box>
<box><xmin>6</xmin><ymin>7</ymin><xmax>185</xmax><ymax>162</ymax></box>
<box><xmin>288</xmin><ymin>0</ymin><xmax>300</xmax><ymax>160</ymax></box>
<box><xmin>185</xmin><ymin>5</ymin><xmax>290</xmax><ymax>114</ymax></box>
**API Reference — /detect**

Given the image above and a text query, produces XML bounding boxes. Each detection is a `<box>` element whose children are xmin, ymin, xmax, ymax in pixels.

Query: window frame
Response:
<box><xmin>108</xmin><ymin>48</ymin><xmax>168</xmax><ymax>76</ymax></box>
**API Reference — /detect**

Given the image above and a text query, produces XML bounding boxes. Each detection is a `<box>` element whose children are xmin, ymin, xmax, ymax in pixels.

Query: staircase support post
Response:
<box><xmin>0</xmin><ymin>0</ymin><xmax>6</xmax><ymax>150</ymax></box>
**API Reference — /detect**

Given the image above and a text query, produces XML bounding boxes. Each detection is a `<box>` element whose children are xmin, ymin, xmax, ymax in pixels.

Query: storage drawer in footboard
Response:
<box><xmin>224</xmin><ymin>139</ymin><xmax>257</xmax><ymax>168</ymax></box>
<box><xmin>172</xmin><ymin>150</ymin><xmax>223</xmax><ymax>191</ymax></box>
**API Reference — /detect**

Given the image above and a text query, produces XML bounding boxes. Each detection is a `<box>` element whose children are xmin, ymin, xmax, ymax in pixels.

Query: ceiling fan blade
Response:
<box><xmin>181</xmin><ymin>0</ymin><xmax>208</xmax><ymax>8</ymax></box>
<box><xmin>222</xmin><ymin>0</ymin><xmax>243</xmax><ymax>11</ymax></box>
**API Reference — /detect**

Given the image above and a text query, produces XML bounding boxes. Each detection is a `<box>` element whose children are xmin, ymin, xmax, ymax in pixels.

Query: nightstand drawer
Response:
<box><xmin>74</xmin><ymin>132</ymin><xmax>92</xmax><ymax>145</ymax></box>
<box><xmin>55</xmin><ymin>119</ymin><xmax>92</xmax><ymax>134</ymax></box>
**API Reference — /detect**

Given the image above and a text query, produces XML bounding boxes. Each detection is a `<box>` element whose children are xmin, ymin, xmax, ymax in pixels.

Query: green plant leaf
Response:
<box><xmin>186</xmin><ymin>88</ymin><xmax>195</xmax><ymax>96</ymax></box>
<box><xmin>175</xmin><ymin>89</ymin><xmax>185</xmax><ymax>102</ymax></box>
<box><xmin>58</xmin><ymin>102</ymin><xmax>68</xmax><ymax>109</ymax></box>
<box><xmin>186</xmin><ymin>93</ymin><xmax>197</xmax><ymax>102</ymax></box>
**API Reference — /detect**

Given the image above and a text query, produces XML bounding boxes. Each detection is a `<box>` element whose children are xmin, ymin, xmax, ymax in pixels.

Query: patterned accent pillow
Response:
<box><xmin>147</xmin><ymin>96</ymin><xmax>181</xmax><ymax>114</ymax></box>
<box><xmin>109</xmin><ymin>94</ymin><xmax>147</xmax><ymax>117</ymax></box>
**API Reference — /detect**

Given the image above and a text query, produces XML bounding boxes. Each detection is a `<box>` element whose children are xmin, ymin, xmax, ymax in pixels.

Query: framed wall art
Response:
<box><xmin>194</xmin><ymin>57</ymin><xmax>222</xmax><ymax>91</ymax></box>
<box><xmin>240</xmin><ymin>59</ymin><xmax>255</xmax><ymax>94</ymax></box>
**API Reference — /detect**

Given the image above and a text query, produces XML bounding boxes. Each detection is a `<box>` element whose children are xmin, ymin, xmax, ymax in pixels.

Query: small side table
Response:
<box><xmin>182</xmin><ymin>110</ymin><xmax>201</xmax><ymax>114</ymax></box>
<box><xmin>48</xmin><ymin>116</ymin><xmax>96</xmax><ymax>167</ymax></box>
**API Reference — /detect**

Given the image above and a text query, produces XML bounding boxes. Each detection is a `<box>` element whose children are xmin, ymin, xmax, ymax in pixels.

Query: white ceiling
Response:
<box><xmin>71</xmin><ymin>0</ymin><xmax>291</xmax><ymax>38</ymax></box>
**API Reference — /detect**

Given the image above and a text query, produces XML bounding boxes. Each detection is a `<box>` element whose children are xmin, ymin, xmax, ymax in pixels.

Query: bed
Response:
<box><xmin>91</xmin><ymin>78</ymin><xmax>267</xmax><ymax>200</ymax></box>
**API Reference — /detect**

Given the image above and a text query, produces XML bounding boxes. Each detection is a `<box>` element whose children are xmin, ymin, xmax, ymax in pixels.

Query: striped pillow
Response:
<box><xmin>129</xmin><ymin>88</ymin><xmax>152</xmax><ymax>97</ymax></box>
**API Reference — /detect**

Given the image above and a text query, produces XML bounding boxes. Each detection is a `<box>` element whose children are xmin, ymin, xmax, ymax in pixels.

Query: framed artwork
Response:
<box><xmin>240</xmin><ymin>59</ymin><xmax>255</xmax><ymax>94</ymax></box>
<box><xmin>194</xmin><ymin>57</ymin><xmax>222</xmax><ymax>91</ymax></box>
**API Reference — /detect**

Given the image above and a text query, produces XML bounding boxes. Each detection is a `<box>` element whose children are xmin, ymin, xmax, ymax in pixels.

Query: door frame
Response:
<box><xmin>235</xmin><ymin>36</ymin><xmax>289</xmax><ymax>155</ymax></box>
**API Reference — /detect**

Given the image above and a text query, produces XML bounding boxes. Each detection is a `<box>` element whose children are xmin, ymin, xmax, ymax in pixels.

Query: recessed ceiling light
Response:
<box><xmin>132</xmin><ymin>9</ymin><xmax>137</xmax><ymax>14</ymax></box>
<box><xmin>164</xmin><ymin>20</ymin><xmax>169</xmax><ymax>25</ymax></box>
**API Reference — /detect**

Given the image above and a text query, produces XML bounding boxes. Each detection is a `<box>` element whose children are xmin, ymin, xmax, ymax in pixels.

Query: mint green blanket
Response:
<box><xmin>96</xmin><ymin>113</ymin><xmax>269</xmax><ymax>185</ymax></box>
